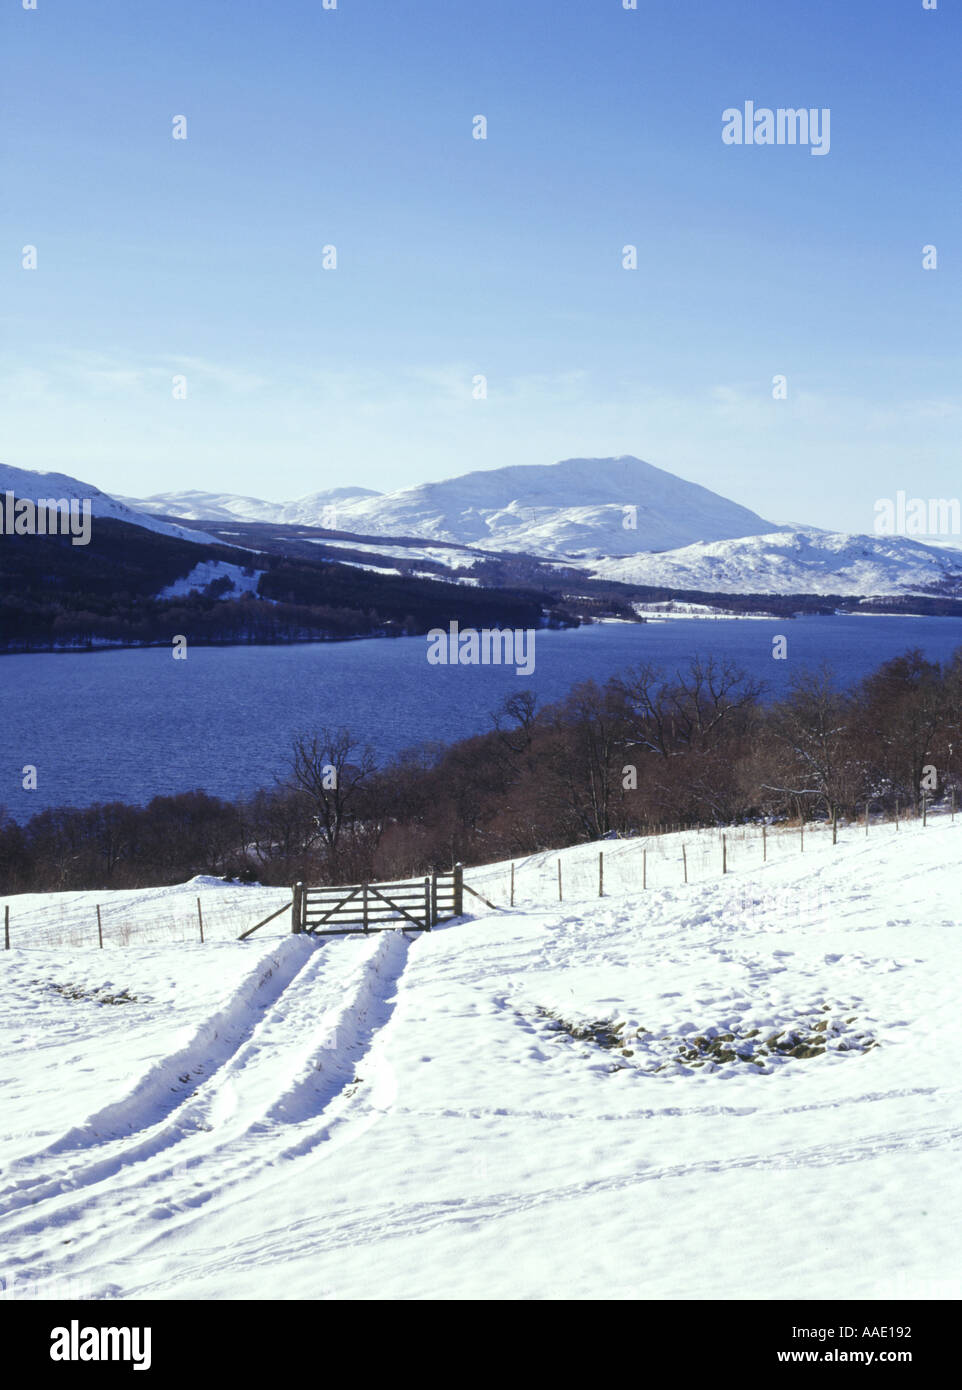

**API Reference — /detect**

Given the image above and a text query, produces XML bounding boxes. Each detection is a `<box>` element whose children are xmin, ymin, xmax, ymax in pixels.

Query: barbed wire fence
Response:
<box><xmin>465</xmin><ymin>802</ymin><xmax>958</xmax><ymax>916</ymax></box>
<box><xmin>2</xmin><ymin>801</ymin><xmax>955</xmax><ymax>949</ymax></box>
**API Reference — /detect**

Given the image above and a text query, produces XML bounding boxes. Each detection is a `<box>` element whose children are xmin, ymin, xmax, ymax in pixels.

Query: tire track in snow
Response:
<box><xmin>0</xmin><ymin>935</ymin><xmax>325</xmax><ymax>1216</ymax></box>
<box><xmin>0</xmin><ymin>930</ymin><xmax>414</xmax><ymax>1266</ymax></box>
<box><xmin>152</xmin><ymin>1115</ymin><xmax>962</xmax><ymax>1285</ymax></box>
<box><xmin>379</xmin><ymin>1083</ymin><xmax>946</xmax><ymax>1125</ymax></box>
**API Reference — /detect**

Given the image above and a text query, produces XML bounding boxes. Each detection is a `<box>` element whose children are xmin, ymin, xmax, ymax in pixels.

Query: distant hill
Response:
<box><xmin>121</xmin><ymin>455</ymin><xmax>774</xmax><ymax>558</ymax></box>
<box><xmin>120</xmin><ymin>485</ymin><xmax>381</xmax><ymax>525</ymax></box>
<box><xmin>589</xmin><ymin>529</ymin><xmax>962</xmax><ymax>598</ymax></box>
<box><xmin>0</xmin><ymin>461</ymin><xmax>220</xmax><ymax>546</ymax></box>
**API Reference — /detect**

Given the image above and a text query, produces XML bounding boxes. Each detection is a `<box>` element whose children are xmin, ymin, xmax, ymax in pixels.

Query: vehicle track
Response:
<box><xmin>0</xmin><ymin>929</ymin><xmax>414</xmax><ymax>1280</ymax></box>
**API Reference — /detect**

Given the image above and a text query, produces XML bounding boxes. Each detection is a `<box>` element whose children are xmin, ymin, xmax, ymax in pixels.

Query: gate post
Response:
<box><xmin>362</xmin><ymin>883</ymin><xmax>369</xmax><ymax>932</ymax></box>
<box><xmin>430</xmin><ymin>871</ymin><xmax>438</xmax><ymax>926</ymax></box>
<box><xmin>292</xmin><ymin>882</ymin><xmax>304</xmax><ymax>934</ymax></box>
<box><xmin>453</xmin><ymin>862</ymin><xmax>463</xmax><ymax>917</ymax></box>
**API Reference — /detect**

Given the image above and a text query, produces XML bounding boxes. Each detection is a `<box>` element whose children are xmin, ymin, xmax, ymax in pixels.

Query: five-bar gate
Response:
<box><xmin>291</xmin><ymin>865</ymin><xmax>463</xmax><ymax>935</ymax></box>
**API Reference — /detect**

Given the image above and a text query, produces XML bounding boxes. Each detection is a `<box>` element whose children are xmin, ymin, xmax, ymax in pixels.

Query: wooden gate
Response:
<box><xmin>292</xmin><ymin>865</ymin><xmax>463</xmax><ymax>935</ymax></box>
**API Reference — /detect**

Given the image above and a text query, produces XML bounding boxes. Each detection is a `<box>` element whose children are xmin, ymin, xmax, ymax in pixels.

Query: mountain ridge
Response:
<box><xmin>9</xmin><ymin>457</ymin><xmax>962</xmax><ymax>601</ymax></box>
<box><xmin>0</xmin><ymin>462</ymin><xmax>221</xmax><ymax>546</ymax></box>
<box><xmin>589</xmin><ymin>527</ymin><xmax>962</xmax><ymax>598</ymax></box>
<box><xmin>122</xmin><ymin>455</ymin><xmax>775</xmax><ymax>558</ymax></box>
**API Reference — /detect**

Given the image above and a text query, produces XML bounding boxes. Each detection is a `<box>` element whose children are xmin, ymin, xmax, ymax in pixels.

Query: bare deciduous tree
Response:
<box><xmin>286</xmin><ymin>728</ymin><xmax>378</xmax><ymax>875</ymax></box>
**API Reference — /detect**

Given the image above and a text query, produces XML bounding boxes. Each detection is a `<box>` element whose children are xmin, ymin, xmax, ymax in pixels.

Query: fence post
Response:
<box><xmin>291</xmin><ymin>882</ymin><xmax>303</xmax><ymax>934</ymax></box>
<box><xmin>922</xmin><ymin>794</ymin><xmax>927</xmax><ymax>827</ymax></box>
<box><xmin>682</xmin><ymin>844</ymin><xmax>687</xmax><ymax>885</ymax></box>
<box><xmin>599</xmin><ymin>851</ymin><xmax>604</xmax><ymax>897</ymax></box>
<box><xmin>722</xmin><ymin>834</ymin><xmax>727</xmax><ymax>875</ymax></box>
<box><xmin>952</xmin><ymin>789</ymin><xmax>956</xmax><ymax>822</ymax></box>
<box><xmin>430</xmin><ymin>870</ymin><xmax>438</xmax><ymax>926</ymax></box>
<box><xmin>4</xmin><ymin>904</ymin><xmax>8</xmax><ymax>950</ymax></box>
<box><xmin>424</xmin><ymin>877</ymin><xmax>431</xmax><ymax>931</ymax></box>
<box><xmin>510</xmin><ymin>862</ymin><xmax>515</xmax><ymax>908</ymax></box>
<box><xmin>832</xmin><ymin>807</ymin><xmax>837</xmax><ymax>846</ymax></box>
<box><xmin>642</xmin><ymin>849</ymin><xmax>647</xmax><ymax>890</ymax></box>
<box><xmin>762</xmin><ymin>823</ymin><xmax>767</xmax><ymax>862</ymax></box>
<box><xmin>557</xmin><ymin>859</ymin><xmax>562</xmax><ymax>902</ymax></box>
<box><xmin>96</xmin><ymin>904</ymin><xmax>103</xmax><ymax>949</ymax></box>
<box><xmin>453</xmin><ymin>863</ymin><xmax>463</xmax><ymax>917</ymax></box>
<box><xmin>800</xmin><ymin>821</ymin><xmax>804</xmax><ymax>852</ymax></box>
<box><xmin>197</xmin><ymin>897</ymin><xmax>205</xmax><ymax>943</ymax></box>
<box><xmin>865</xmin><ymin>802</ymin><xmax>870</xmax><ymax>836</ymax></box>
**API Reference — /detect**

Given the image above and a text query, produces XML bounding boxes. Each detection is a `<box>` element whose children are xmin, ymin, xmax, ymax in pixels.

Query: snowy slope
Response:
<box><xmin>1</xmin><ymin>817</ymin><xmax>960</xmax><ymax>1300</ymax></box>
<box><xmin>157</xmin><ymin>560</ymin><xmax>267</xmax><ymax>599</ymax></box>
<box><xmin>325</xmin><ymin>455</ymin><xmax>774</xmax><ymax>557</ymax></box>
<box><xmin>591</xmin><ymin>528</ymin><xmax>962</xmax><ymax>597</ymax></box>
<box><xmin>0</xmin><ymin>463</ymin><xmax>220</xmax><ymax>546</ymax></box>
<box><xmin>121</xmin><ymin>457</ymin><xmax>773</xmax><ymax>558</ymax></box>
<box><xmin>16</xmin><ymin>460</ymin><xmax>962</xmax><ymax>598</ymax></box>
<box><xmin>277</xmin><ymin>487</ymin><xmax>383</xmax><ymax>525</ymax></box>
<box><xmin>120</xmin><ymin>486</ymin><xmax>380</xmax><ymax>526</ymax></box>
<box><xmin>309</xmin><ymin>539</ymin><xmax>488</xmax><ymax>568</ymax></box>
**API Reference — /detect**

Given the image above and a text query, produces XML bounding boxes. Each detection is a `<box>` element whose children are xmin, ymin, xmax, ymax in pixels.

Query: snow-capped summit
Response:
<box><xmin>13</xmin><ymin>458</ymin><xmax>962</xmax><ymax>600</ymax></box>
<box><xmin>130</xmin><ymin>456</ymin><xmax>773</xmax><ymax>557</ymax></box>
<box><xmin>0</xmin><ymin>462</ymin><xmax>219</xmax><ymax>545</ymax></box>
<box><xmin>324</xmin><ymin>455</ymin><xmax>775</xmax><ymax>557</ymax></box>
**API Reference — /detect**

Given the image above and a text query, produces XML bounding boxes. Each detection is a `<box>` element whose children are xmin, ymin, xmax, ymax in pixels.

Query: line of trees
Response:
<box><xmin>2</xmin><ymin>647</ymin><xmax>960</xmax><ymax>896</ymax></box>
<box><xmin>0</xmin><ymin>519</ymin><xmax>577</xmax><ymax>652</ymax></box>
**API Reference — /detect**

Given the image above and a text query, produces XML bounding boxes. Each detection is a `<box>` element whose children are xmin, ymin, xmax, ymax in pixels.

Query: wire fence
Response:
<box><xmin>2</xmin><ymin>803</ymin><xmax>955</xmax><ymax>949</ymax></box>
<box><xmin>1</xmin><ymin>887</ymin><xmax>290</xmax><ymax>951</ymax></box>
<box><xmin>464</xmin><ymin>803</ymin><xmax>957</xmax><ymax>916</ymax></box>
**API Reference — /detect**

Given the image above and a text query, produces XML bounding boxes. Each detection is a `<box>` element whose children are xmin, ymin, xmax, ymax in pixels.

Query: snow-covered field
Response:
<box><xmin>1</xmin><ymin>818</ymin><xmax>960</xmax><ymax>1301</ymax></box>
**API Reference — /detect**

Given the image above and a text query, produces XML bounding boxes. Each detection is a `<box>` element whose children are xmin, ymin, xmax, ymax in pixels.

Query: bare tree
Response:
<box><xmin>857</xmin><ymin>650</ymin><xmax>949</xmax><ymax>810</ymax></box>
<box><xmin>492</xmin><ymin>690</ymin><xmax>539</xmax><ymax>754</ymax></box>
<box><xmin>286</xmin><ymin>728</ymin><xmax>378</xmax><ymax>874</ymax></box>
<box><xmin>761</xmin><ymin>667</ymin><xmax>865</xmax><ymax>821</ymax></box>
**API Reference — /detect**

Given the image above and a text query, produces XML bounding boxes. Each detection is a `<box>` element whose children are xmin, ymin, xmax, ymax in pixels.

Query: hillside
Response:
<box><xmin>120</xmin><ymin>485</ymin><xmax>381</xmax><ymax>525</ymax></box>
<box><xmin>1</xmin><ymin>815</ymin><xmax>958</xmax><ymax>1299</ymax></box>
<box><xmin>122</xmin><ymin>455</ymin><xmax>775</xmax><ymax>558</ymax></box>
<box><xmin>0</xmin><ymin>462</ymin><xmax>221</xmax><ymax>546</ymax></box>
<box><xmin>0</xmin><ymin>468</ymin><xmax>580</xmax><ymax>653</ymax></box>
<box><xmin>14</xmin><ymin>460</ymin><xmax>962</xmax><ymax>609</ymax></box>
<box><xmin>591</xmin><ymin>528</ymin><xmax>962</xmax><ymax>598</ymax></box>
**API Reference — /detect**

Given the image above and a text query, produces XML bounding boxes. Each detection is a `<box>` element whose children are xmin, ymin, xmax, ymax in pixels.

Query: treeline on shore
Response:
<box><xmin>0</xmin><ymin>520</ymin><xmax>576</xmax><ymax>652</ymax></box>
<box><xmin>2</xmin><ymin>646</ymin><xmax>960</xmax><ymax>896</ymax></box>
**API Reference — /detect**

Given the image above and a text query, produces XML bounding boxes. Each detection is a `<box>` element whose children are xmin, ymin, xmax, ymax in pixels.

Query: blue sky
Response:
<box><xmin>2</xmin><ymin>0</ymin><xmax>959</xmax><ymax>533</ymax></box>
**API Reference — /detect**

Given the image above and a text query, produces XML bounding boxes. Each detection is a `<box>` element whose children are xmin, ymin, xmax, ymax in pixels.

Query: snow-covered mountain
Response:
<box><xmin>330</xmin><ymin>456</ymin><xmax>775</xmax><ymax>556</ymax></box>
<box><xmin>121</xmin><ymin>457</ymin><xmax>774</xmax><ymax>557</ymax></box>
<box><xmin>589</xmin><ymin>528</ymin><xmax>962</xmax><ymax>598</ymax></box>
<box><xmin>0</xmin><ymin>463</ymin><xmax>219</xmax><ymax>545</ymax></box>
<box><xmin>121</xmin><ymin>485</ymin><xmax>380</xmax><ymax>526</ymax></box>
<box><xmin>19</xmin><ymin>458</ymin><xmax>962</xmax><ymax>600</ymax></box>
